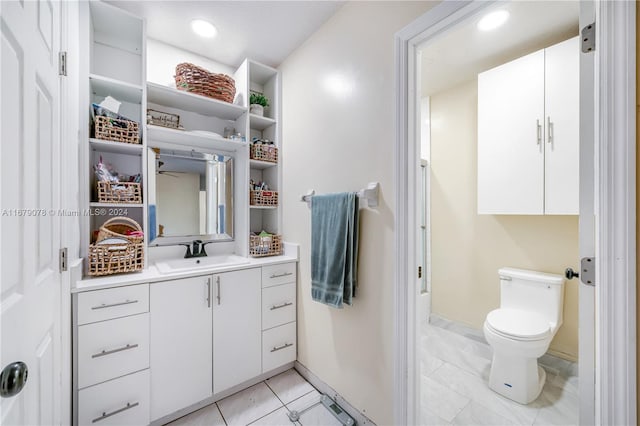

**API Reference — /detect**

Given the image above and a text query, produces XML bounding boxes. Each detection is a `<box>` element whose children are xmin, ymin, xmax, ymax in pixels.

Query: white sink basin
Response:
<box><xmin>155</xmin><ymin>255</ymin><xmax>250</xmax><ymax>274</ymax></box>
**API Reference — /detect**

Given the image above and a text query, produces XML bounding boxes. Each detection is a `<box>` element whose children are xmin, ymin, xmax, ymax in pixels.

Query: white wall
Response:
<box><xmin>280</xmin><ymin>2</ymin><xmax>435</xmax><ymax>424</ymax></box>
<box><xmin>146</xmin><ymin>38</ymin><xmax>235</xmax><ymax>86</ymax></box>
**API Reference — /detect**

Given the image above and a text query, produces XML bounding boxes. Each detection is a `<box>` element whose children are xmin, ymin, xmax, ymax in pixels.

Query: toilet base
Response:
<box><xmin>488</xmin><ymin>354</ymin><xmax>546</xmax><ymax>404</ymax></box>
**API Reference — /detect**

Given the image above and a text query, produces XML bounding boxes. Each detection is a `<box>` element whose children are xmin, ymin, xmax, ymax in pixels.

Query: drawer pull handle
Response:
<box><xmin>91</xmin><ymin>343</ymin><xmax>139</xmax><ymax>359</ymax></box>
<box><xmin>270</xmin><ymin>272</ymin><xmax>293</xmax><ymax>279</ymax></box>
<box><xmin>271</xmin><ymin>342</ymin><xmax>293</xmax><ymax>353</ymax></box>
<box><xmin>91</xmin><ymin>300</ymin><xmax>138</xmax><ymax>310</ymax></box>
<box><xmin>270</xmin><ymin>302</ymin><xmax>293</xmax><ymax>311</ymax></box>
<box><xmin>92</xmin><ymin>402</ymin><xmax>139</xmax><ymax>423</ymax></box>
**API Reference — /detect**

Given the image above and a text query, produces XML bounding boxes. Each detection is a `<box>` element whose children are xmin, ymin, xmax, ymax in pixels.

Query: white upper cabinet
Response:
<box><xmin>478</xmin><ymin>36</ymin><xmax>578</xmax><ymax>215</ymax></box>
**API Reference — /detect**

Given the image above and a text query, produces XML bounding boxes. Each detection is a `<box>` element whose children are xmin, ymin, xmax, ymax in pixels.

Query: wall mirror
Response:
<box><xmin>148</xmin><ymin>147</ymin><xmax>234</xmax><ymax>245</ymax></box>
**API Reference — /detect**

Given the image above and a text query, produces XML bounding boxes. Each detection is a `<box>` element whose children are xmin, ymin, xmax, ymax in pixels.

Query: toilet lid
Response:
<box><xmin>486</xmin><ymin>308</ymin><xmax>551</xmax><ymax>340</ymax></box>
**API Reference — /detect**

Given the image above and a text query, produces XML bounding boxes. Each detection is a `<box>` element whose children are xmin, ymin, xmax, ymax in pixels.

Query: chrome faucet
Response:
<box><xmin>179</xmin><ymin>240</ymin><xmax>212</xmax><ymax>258</ymax></box>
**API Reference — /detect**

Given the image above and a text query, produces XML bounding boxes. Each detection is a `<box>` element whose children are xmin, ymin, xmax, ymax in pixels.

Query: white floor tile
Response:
<box><xmin>419</xmin><ymin>406</ymin><xmax>451</xmax><ymax>426</ymax></box>
<box><xmin>217</xmin><ymin>382</ymin><xmax>283</xmax><ymax>426</ymax></box>
<box><xmin>266</xmin><ymin>369</ymin><xmax>316</xmax><ymax>404</ymax></box>
<box><xmin>421</xmin><ymin>375</ymin><xmax>470</xmax><ymax>423</ymax></box>
<box><xmin>166</xmin><ymin>403</ymin><xmax>226</xmax><ymax>426</ymax></box>
<box><xmin>451</xmin><ymin>401</ymin><xmax>514</xmax><ymax>426</ymax></box>
<box><xmin>430</xmin><ymin>362</ymin><xmax>539</xmax><ymax>425</ymax></box>
<box><xmin>249</xmin><ymin>406</ymin><xmax>299</xmax><ymax>426</ymax></box>
<box><xmin>532</xmin><ymin>382</ymin><xmax>579</xmax><ymax>426</ymax></box>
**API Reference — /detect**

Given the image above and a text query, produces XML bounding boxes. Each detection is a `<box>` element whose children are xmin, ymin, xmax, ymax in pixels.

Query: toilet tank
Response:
<box><xmin>498</xmin><ymin>267</ymin><xmax>565</xmax><ymax>331</ymax></box>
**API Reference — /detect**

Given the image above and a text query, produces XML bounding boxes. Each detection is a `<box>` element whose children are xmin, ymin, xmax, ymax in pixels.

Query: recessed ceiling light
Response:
<box><xmin>191</xmin><ymin>19</ymin><xmax>217</xmax><ymax>38</ymax></box>
<box><xmin>477</xmin><ymin>10</ymin><xmax>510</xmax><ymax>32</ymax></box>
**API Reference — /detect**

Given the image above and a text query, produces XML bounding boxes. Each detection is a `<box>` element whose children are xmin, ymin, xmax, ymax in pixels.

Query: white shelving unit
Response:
<box><xmin>79</xmin><ymin>0</ymin><xmax>147</xmax><ymax>271</ymax></box>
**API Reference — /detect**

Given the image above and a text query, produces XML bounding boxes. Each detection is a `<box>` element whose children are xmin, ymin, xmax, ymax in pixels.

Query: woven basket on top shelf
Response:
<box><xmin>94</xmin><ymin>115</ymin><xmax>140</xmax><ymax>144</ymax></box>
<box><xmin>175</xmin><ymin>63</ymin><xmax>236</xmax><ymax>103</ymax></box>
<box><xmin>249</xmin><ymin>233</ymin><xmax>282</xmax><ymax>257</ymax></box>
<box><xmin>89</xmin><ymin>217</ymin><xmax>144</xmax><ymax>276</ymax></box>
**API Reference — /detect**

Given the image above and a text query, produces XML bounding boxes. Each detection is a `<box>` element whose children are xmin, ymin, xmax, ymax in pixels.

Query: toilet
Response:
<box><xmin>483</xmin><ymin>267</ymin><xmax>565</xmax><ymax>404</ymax></box>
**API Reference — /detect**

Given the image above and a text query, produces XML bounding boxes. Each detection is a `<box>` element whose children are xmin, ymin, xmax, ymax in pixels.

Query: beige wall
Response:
<box><xmin>280</xmin><ymin>2</ymin><xmax>434</xmax><ymax>424</ymax></box>
<box><xmin>429</xmin><ymin>79</ymin><xmax>580</xmax><ymax>360</ymax></box>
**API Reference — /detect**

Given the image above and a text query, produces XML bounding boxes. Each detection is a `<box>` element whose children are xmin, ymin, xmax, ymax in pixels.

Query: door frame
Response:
<box><xmin>393</xmin><ymin>1</ymin><xmax>636</xmax><ymax>425</ymax></box>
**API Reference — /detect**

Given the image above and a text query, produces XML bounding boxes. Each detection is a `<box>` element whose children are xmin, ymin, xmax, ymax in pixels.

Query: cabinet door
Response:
<box><xmin>150</xmin><ymin>276</ymin><xmax>213</xmax><ymax>421</ymax></box>
<box><xmin>544</xmin><ymin>36</ymin><xmax>579</xmax><ymax>214</ymax></box>
<box><xmin>478</xmin><ymin>49</ymin><xmax>545</xmax><ymax>214</ymax></box>
<box><xmin>213</xmin><ymin>268</ymin><xmax>262</xmax><ymax>394</ymax></box>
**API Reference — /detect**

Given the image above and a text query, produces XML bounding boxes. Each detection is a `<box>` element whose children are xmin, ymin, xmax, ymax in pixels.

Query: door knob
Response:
<box><xmin>565</xmin><ymin>268</ymin><xmax>579</xmax><ymax>280</ymax></box>
<box><xmin>0</xmin><ymin>361</ymin><xmax>28</xmax><ymax>398</ymax></box>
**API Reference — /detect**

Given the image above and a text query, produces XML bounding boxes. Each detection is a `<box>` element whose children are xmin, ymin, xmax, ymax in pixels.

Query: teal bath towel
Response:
<box><xmin>311</xmin><ymin>192</ymin><xmax>359</xmax><ymax>308</ymax></box>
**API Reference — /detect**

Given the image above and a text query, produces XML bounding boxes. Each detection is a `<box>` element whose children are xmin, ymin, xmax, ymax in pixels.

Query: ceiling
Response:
<box><xmin>420</xmin><ymin>1</ymin><xmax>579</xmax><ymax>96</ymax></box>
<box><xmin>106</xmin><ymin>1</ymin><xmax>345</xmax><ymax>69</ymax></box>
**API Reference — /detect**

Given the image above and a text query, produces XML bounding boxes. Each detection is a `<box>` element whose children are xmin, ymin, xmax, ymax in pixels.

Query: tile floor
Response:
<box><xmin>167</xmin><ymin>369</ymin><xmax>344</xmax><ymax>426</ymax></box>
<box><xmin>421</xmin><ymin>318</ymin><xmax>579</xmax><ymax>426</ymax></box>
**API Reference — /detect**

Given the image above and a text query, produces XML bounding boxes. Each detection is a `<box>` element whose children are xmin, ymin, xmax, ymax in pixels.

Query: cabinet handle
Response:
<box><xmin>270</xmin><ymin>272</ymin><xmax>293</xmax><ymax>279</ymax></box>
<box><xmin>91</xmin><ymin>343</ymin><xmax>139</xmax><ymax>359</ymax></box>
<box><xmin>216</xmin><ymin>276</ymin><xmax>221</xmax><ymax>305</ymax></box>
<box><xmin>547</xmin><ymin>116</ymin><xmax>554</xmax><ymax>145</ymax></box>
<box><xmin>271</xmin><ymin>342</ymin><xmax>293</xmax><ymax>353</ymax></box>
<box><xmin>91</xmin><ymin>300</ymin><xmax>138</xmax><ymax>310</ymax></box>
<box><xmin>536</xmin><ymin>119</ymin><xmax>542</xmax><ymax>145</ymax></box>
<box><xmin>270</xmin><ymin>302</ymin><xmax>293</xmax><ymax>311</ymax></box>
<box><xmin>206</xmin><ymin>278</ymin><xmax>211</xmax><ymax>308</ymax></box>
<box><xmin>92</xmin><ymin>402</ymin><xmax>139</xmax><ymax>423</ymax></box>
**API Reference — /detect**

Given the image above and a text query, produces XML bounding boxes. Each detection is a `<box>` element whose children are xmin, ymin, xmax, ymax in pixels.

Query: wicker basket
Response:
<box><xmin>97</xmin><ymin>181</ymin><xmax>142</xmax><ymax>204</ymax></box>
<box><xmin>250</xmin><ymin>144</ymin><xmax>278</xmax><ymax>163</ymax></box>
<box><xmin>94</xmin><ymin>115</ymin><xmax>140</xmax><ymax>144</ymax></box>
<box><xmin>175</xmin><ymin>63</ymin><xmax>236</xmax><ymax>103</ymax></box>
<box><xmin>97</xmin><ymin>216</ymin><xmax>144</xmax><ymax>244</ymax></box>
<box><xmin>249</xmin><ymin>233</ymin><xmax>282</xmax><ymax>257</ymax></box>
<box><xmin>250</xmin><ymin>190</ymin><xmax>278</xmax><ymax>206</ymax></box>
<box><xmin>88</xmin><ymin>242</ymin><xmax>144</xmax><ymax>276</ymax></box>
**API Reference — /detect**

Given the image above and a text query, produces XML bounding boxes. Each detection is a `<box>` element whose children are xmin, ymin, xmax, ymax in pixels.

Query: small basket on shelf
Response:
<box><xmin>88</xmin><ymin>217</ymin><xmax>144</xmax><ymax>276</ymax></box>
<box><xmin>175</xmin><ymin>63</ymin><xmax>236</xmax><ymax>104</ymax></box>
<box><xmin>97</xmin><ymin>181</ymin><xmax>142</xmax><ymax>204</ymax></box>
<box><xmin>147</xmin><ymin>108</ymin><xmax>181</xmax><ymax>130</ymax></box>
<box><xmin>250</xmin><ymin>190</ymin><xmax>278</xmax><ymax>207</ymax></box>
<box><xmin>94</xmin><ymin>115</ymin><xmax>140</xmax><ymax>144</ymax></box>
<box><xmin>249</xmin><ymin>233</ymin><xmax>283</xmax><ymax>257</ymax></box>
<box><xmin>250</xmin><ymin>144</ymin><xmax>278</xmax><ymax>163</ymax></box>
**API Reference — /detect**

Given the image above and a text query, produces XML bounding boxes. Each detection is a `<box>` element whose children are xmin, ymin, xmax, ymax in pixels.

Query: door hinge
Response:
<box><xmin>59</xmin><ymin>248</ymin><xmax>68</xmax><ymax>272</ymax></box>
<box><xmin>58</xmin><ymin>51</ymin><xmax>67</xmax><ymax>76</ymax></box>
<box><xmin>580</xmin><ymin>257</ymin><xmax>595</xmax><ymax>286</ymax></box>
<box><xmin>418</xmin><ymin>266</ymin><xmax>422</xmax><ymax>279</ymax></box>
<box><xmin>581</xmin><ymin>23</ymin><xmax>596</xmax><ymax>53</ymax></box>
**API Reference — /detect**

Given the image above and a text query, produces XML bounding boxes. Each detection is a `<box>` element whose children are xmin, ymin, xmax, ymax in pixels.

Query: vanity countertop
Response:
<box><xmin>73</xmin><ymin>253</ymin><xmax>299</xmax><ymax>293</ymax></box>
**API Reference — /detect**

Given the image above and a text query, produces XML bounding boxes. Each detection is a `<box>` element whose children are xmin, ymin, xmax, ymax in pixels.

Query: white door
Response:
<box><xmin>544</xmin><ymin>36</ymin><xmax>580</xmax><ymax>215</ymax></box>
<box><xmin>1</xmin><ymin>0</ymin><xmax>62</xmax><ymax>425</ymax></box>
<box><xmin>477</xmin><ymin>49</ymin><xmax>545</xmax><ymax>214</ymax></box>
<box><xmin>577</xmin><ymin>3</ymin><xmax>596</xmax><ymax>424</ymax></box>
<box><xmin>150</xmin><ymin>276</ymin><xmax>212</xmax><ymax>421</ymax></box>
<box><xmin>213</xmin><ymin>268</ymin><xmax>261</xmax><ymax>394</ymax></box>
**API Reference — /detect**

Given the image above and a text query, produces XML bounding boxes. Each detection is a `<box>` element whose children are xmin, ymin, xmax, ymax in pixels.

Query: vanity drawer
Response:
<box><xmin>78</xmin><ymin>369</ymin><xmax>150</xmax><ymax>426</ymax></box>
<box><xmin>262</xmin><ymin>263</ymin><xmax>296</xmax><ymax>288</ymax></box>
<box><xmin>262</xmin><ymin>322</ymin><xmax>296</xmax><ymax>372</ymax></box>
<box><xmin>78</xmin><ymin>313</ymin><xmax>149</xmax><ymax>389</ymax></box>
<box><xmin>77</xmin><ymin>284</ymin><xmax>149</xmax><ymax>325</ymax></box>
<box><xmin>262</xmin><ymin>283</ymin><xmax>296</xmax><ymax>330</ymax></box>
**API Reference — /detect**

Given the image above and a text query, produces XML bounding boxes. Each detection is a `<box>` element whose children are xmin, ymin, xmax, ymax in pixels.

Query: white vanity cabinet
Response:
<box><xmin>212</xmin><ymin>268</ymin><xmax>262</xmax><ymax>394</ymax></box>
<box><xmin>150</xmin><ymin>276</ymin><xmax>213</xmax><ymax>421</ymax></box>
<box><xmin>477</xmin><ymin>36</ymin><xmax>579</xmax><ymax>215</ymax></box>
<box><xmin>73</xmin><ymin>284</ymin><xmax>151</xmax><ymax>426</ymax></box>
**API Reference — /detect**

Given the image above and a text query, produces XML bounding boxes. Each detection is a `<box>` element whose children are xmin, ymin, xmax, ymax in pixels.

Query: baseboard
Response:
<box><xmin>294</xmin><ymin>361</ymin><xmax>376</xmax><ymax>426</ymax></box>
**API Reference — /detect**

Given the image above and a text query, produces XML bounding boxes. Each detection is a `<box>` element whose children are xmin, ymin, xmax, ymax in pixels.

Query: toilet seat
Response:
<box><xmin>485</xmin><ymin>308</ymin><xmax>551</xmax><ymax>341</ymax></box>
